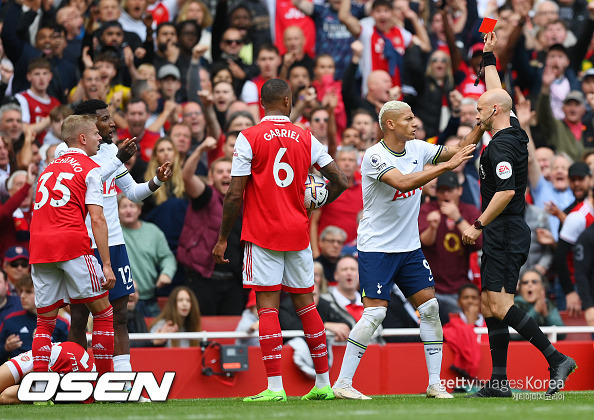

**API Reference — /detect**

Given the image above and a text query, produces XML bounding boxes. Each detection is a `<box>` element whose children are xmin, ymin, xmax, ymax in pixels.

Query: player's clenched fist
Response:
<box><xmin>102</xmin><ymin>265</ymin><xmax>116</xmax><ymax>290</ymax></box>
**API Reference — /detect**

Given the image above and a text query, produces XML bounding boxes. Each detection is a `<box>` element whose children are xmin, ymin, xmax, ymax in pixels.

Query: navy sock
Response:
<box><xmin>503</xmin><ymin>305</ymin><xmax>564</xmax><ymax>365</ymax></box>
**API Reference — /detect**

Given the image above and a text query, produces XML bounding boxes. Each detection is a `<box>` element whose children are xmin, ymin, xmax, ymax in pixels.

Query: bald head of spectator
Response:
<box><xmin>536</xmin><ymin>147</ymin><xmax>555</xmax><ymax>180</ymax></box>
<box><xmin>56</xmin><ymin>6</ymin><xmax>84</xmax><ymax>40</ymax></box>
<box><xmin>226</xmin><ymin>101</ymin><xmax>250</xmax><ymax>119</ymax></box>
<box><xmin>99</xmin><ymin>0</ymin><xmax>121</xmax><ymax>22</ymax></box>
<box><xmin>283</xmin><ymin>26</ymin><xmax>306</xmax><ymax>59</ymax></box>
<box><xmin>0</xmin><ymin>104</ymin><xmax>23</xmax><ymax>143</ymax></box>
<box><xmin>367</xmin><ymin>70</ymin><xmax>392</xmax><ymax>105</ymax></box>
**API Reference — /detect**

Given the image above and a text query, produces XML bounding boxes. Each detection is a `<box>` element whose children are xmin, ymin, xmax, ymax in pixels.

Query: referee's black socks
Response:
<box><xmin>503</xmin><ymin>306</ymin><xmax>565</xmax><ymax>365</ymax></box>
<box><xmin>485</xmin><ymin>317</ymin><xmax>509</xmax><ymax>385</ymax></box>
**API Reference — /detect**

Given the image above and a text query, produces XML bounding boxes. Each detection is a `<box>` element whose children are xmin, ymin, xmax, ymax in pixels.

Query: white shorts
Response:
<box><xmin>243</xmin><ymin>242</ymin><xmax>314</xmax><ymax>293</ymax></box>
<box><xmin>31</xmin><ymin>255</ymin><xmax>108</xmax><ymax>314</ymax></box>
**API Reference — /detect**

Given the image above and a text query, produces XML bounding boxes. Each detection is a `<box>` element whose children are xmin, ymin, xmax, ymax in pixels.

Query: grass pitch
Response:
<box><xmin>2</xmin><ymin>391</ymin><xmax>592</xmax><ymax>420</ymax></box>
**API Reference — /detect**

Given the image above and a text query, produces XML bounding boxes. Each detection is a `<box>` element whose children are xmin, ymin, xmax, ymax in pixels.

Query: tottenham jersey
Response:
<box><xmin>56</xmin><ymin>142</ymin><xmax>128</xmax><ymax>247</ymax></box>
<box><xmin>357</xmin><ymin>139</ymin><xmax>443</xmax><ymax>253</ymax></box>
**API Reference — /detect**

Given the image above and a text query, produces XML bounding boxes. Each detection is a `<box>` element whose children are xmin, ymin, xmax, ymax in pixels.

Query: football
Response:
<box><xmin>304</xmin><ymin>173</ymin><xmax>328</xmax><ymax>211</ymax></box>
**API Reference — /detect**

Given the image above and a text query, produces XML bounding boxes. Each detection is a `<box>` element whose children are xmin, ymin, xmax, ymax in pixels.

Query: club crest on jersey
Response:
<box><xmin>369</xmin><ymin>154</ymin><xmax>381</xmax><ymax>167</ymax></box>
<box><xmin>377</xmin><ymin>283</ymin><xmax>382</xmax><ymax>294</ymax></box>
<box><xmin>496</xmin><ymin>161</ymin><xmax>512</xmax><ymax>179</ymax></box>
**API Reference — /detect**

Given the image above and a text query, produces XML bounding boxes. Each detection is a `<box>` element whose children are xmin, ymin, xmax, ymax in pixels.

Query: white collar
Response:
<box><xmin>330</xmin><ymin>287</ymin><xmax>362</xmax><ymax>308</ymax></box>
<box><xmin>261</xmin><ymin>115</ymin><xmax>291</xmax><ymax>122</ymax></box>
<box><xmin>62</xmin><ymin>148</ymin><xmax>89</xmax><ymax>156</ymax></box>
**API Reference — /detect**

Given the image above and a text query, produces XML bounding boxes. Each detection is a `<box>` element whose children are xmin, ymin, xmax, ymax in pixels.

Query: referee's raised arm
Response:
<box><xmin>482</xmin><ymin>32</ymin><xmax>502</xmax><ymax>91</ymax></box>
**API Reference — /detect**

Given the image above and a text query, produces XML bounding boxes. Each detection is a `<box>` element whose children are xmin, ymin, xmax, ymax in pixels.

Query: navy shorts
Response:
<box><xmin>358</xmin><ymin>248</ymin><xmax>434</xmax><ymax>300</ymax></box>
<box><xmin>94</xmin><ymin>244</ymin><xmax>135</xmax><ymax>301</ymax></box>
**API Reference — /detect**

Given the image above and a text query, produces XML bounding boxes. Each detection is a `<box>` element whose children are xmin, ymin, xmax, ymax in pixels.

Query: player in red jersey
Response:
<box><xmin>29</xmin><ymin>115</ymin><xmax>116</xmax><ymax>380</ymax></box>
<box><xmin>0</xmin><ymin>342</ymin><xmax>93</xmax><ymax>404</ymax></box>
<box><xmin>213</xmin><ymin>79</ymin><xmax>348</xmax><ymax>401</ymax></box>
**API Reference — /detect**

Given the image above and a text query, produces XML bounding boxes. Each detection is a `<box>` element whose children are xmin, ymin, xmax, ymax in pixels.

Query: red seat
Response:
<box><xmin>559</xmin><ymin>311</ymin><xmax>589</xmax><ymax>341</ymax></box>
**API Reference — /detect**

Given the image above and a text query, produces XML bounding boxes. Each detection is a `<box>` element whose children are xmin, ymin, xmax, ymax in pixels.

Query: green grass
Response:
<box><xmin>2</xmin><ymin>392</ymin><xmax>593</xmax><ymax>420</ymax></box>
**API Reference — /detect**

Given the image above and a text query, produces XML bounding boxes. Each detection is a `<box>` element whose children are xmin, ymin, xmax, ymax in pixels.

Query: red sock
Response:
<box><xmin>258</xmin><ymin>308</ymin><xmax>282</xmax><ymax>377</ymax></box>
<box><xmin>296</xmin><ymin>303</ymin><xmax>329</xmax><ymax>374</ymax></box>
<box><xmin>33</xmin><ymin>315</ymin><xmax>57</xmax><ymax>372</ymax></box>
<box><xmin>92</xmin><ymin>306</ymin><xmax>114</xmax><ymax>375</ymax></box>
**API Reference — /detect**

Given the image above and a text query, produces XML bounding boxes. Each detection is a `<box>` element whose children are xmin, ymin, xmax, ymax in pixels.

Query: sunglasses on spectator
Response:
<box><xmin>430</xmin><ymin>57</ymin><xmax>448</xmax><ymax>63</ymax></box>
<box><xmin>10</xmin><ymin>260</ymin><xmax>29</xmax><ymax>268</ymax></box>
<box><xmin>313</xmin><ymin>117</ymin><xmax>328</xmax><ymax>123</ymax></box>
<box><xmin>223</xmin><ymin>39</ymin><xmax>243</xmax><ymax>45</ymax></box>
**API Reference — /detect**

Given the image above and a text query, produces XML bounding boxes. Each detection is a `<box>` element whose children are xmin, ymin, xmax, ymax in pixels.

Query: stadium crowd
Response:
<box><xmin>0</xmin><ymin>0</ymin><xmax>593</xmax><ymax>371</ymax></box>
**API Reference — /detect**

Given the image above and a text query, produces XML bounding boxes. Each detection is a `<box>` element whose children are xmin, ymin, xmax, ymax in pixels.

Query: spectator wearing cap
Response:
<box><xmin>565</xmin><ymin>161</ymin><xmax>593</xmax><ymax>215</ymax></box>
<box><xmin>537</xmin><ymin>85</ymin><xmax>594</xmax><ymax>160</ymax></box>
<box><xmin>157</xmin><ymin>64</ymin><xmax>183</xmax><ymax>105</ymax></box>
<box><xmin>2</xmin><ymin>247</ymin><xmax>30</xmax><ymax>296</ymax></box>
<box><xmin>419</xmin><ymin>172</ymin><xmax>482</xmax><ymax>318</ymax></box>
<box><xmin>0</xmin><ymin>269</ymin><xmax>22</xmax><ymax>325</ymax></box>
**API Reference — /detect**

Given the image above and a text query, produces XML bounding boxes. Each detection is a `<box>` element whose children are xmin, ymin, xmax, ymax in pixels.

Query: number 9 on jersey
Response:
<box><xmin>304</xmin><ymin>173</ymin><xmax>328</xmax><ymax>211</ymax></box>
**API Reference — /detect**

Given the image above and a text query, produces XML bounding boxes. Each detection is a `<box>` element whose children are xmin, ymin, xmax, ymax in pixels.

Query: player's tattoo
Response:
<box><xmin>442</xmin><ymin>146</ymin><xmax>449</xmax><ymax>155</ymax></box>
<box><xmin>219</xmin><ymin>176</ymin><xmax>248</xmax><ymax>239</ymax></box>
<box><xmin>319</xmin><ymin>161</ymin><xmax>348</xmax><ymax>205</ymax></box>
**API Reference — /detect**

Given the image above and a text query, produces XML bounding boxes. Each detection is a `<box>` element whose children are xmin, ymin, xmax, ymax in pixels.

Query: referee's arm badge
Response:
<box><xmin>496</xmin><ymin>161</ymin><xmax>513</xmax><ymax>179</ymax></box>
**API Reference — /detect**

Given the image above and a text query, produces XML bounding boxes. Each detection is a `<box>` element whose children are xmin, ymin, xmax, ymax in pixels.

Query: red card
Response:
<box><xmin>478</xmin><ymin>18</ymin><xmax>497</xmax><ymax>33</ymax></box>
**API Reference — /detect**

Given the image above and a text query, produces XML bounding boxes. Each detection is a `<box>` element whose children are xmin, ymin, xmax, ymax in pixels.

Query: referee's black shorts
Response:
<box><xmin>481</xmin><ymin>216</ymin><xmax>530</xmax><ymax>294</ymax></box>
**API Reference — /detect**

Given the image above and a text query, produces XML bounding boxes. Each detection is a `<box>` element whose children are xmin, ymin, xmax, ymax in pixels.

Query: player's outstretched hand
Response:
<box><xmin>157</xmin><ymin>161</ymin><xmax>173</xmax><ymax>182</ymax></box>
<box><xmin>566</xmin><ymin>291</ymin><xmax>582</xmax><ymax>318</ymax></box>
<box><xmin>447</xmin><ymin>144</ymin><xmax>475</xmax><ymax>170</ymax></box>
<box><xmin>102</xmin><ymin>265</ymin><xmax>116</xmax><ymax>290</ymax></box>
<box><xmin>116</xmin><ymin>137</ymin><xmax>138</xmax><ymax>163</ymax></box>
<box><xmin>212</xmin><ymin>239</ymin><xmax>229</xmax><ymax>264</ymax></box>
<box><xmin>462</xmin><ymin>225</ymin><xmax>482</xmax><ymax>245</ymax></box>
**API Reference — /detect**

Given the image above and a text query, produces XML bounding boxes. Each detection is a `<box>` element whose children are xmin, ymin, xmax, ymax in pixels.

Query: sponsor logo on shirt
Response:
<box><xmin>496</xmin><ymin>161</ymin><xmax>513</xmax><ymax>179</ymax></box>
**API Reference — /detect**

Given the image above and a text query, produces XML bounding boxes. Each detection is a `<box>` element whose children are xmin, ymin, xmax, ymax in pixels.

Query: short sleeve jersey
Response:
<box><xmin>30</xmin><ymin>149</ymin><xmax>103</xmax><ymax>263</ymax></box>
<box><xmin>8</xmin><ymin>342</ymin><xmax>94</xmax><ymax>382</ymax></box>
<box><xmin>559</xmin><ymin>200</ymin><xmax>594</xmax><ymax>244</ymax></box>
<box><xmin>232</xmin><ymin>115</ymin><xmax>333</xmax><ymax>251</ymax></box>
<box><xmin>357</xmin><ymin>139</ymin><xmax>443</xmax><ymax>253</ymax></box>
<box><xmin>478</xmin><ymin>116</ymin><xmax>529</xmax><ymax>217</ymax></box>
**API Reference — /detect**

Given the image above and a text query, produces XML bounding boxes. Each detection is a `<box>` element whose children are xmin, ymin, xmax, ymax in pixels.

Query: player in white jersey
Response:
<box><xmin>55</xmin><ymin>100</ymin><xmax>172</xmax><ymax>389</ymax></box>
<box><xmin>332</xmin><ymin>101</ymin><xmax>486</xmax><ymax>400</ymax></box>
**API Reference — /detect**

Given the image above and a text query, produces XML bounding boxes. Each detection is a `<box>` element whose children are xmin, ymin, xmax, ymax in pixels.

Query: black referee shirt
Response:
<box><xmin>478</xmin><ymin>116</ymin><xmax>529</xmax><ymax>217</ymax></box>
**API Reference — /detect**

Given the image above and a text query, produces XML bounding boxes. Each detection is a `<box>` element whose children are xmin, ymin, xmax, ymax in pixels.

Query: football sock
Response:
<box><xmin>485</xmin><ymin>317</ymin><xmax>509</xmax><ymax>385</ymax></box>
<box><xmin>503</xmin><ymin>305</ymin><xmax>564</xmax><ymax>365</ymax></box>
<box><xmin>258</xmin><ymin>308</ymin><xmax>283</xmax><ymax>390</ymax></box>
<box><xmin>336</xmin><ymin>306</ymin><xmax>386</xmax><ymax>386</ymax></box>
<box><xmin>113</xmin><ymin>354</ymin><xmax>132</xmax><ymax>372</ymax></box>
<box><xmin>33</xmin><ymin>315</ymin><xmax>57</xmax><ymax>372</ymax></box>
<box><xmin>418</xmin><ymin>298</ymin><xmax>443</xmax><ymax>386</ymax></box>
<box><xmin>296</xmin><ymin>303</ymin><xmax>330</xmax><ymax>388</ymax></box>
<box><xmin>92</xmin><ymin>306</ymin><xmax>115</xmax><ymax>375</ymax></box>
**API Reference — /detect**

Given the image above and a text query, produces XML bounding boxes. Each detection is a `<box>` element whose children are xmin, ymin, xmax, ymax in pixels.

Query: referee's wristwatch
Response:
<box><xmin>473</xmin><ymin>219</ymin><xmax>484</xmax><ymax>230</ymax></box>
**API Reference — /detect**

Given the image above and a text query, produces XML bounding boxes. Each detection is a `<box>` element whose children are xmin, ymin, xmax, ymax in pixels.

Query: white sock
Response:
<box><xmin>315</xmin><ymin>372</ymin><xmax>330</xmax><ymax>388</ymax></box>
<box><xmin>113</xmin><ymin>354</ymin><xmax>132</xmax><ymax>389</ymax></box>
<box><xmin>268</xmin><ymin>375</ymin><xmax>283</xmax><ymax>392</ymax></box>
<box><xmin>418</xmin><ymin>298</ymin><xmax>443</xmax><ymax>386</ymax></box>
<box><xmin>335</xmin><ymin>306</ymin><xmax>386</xmax><ymax>386</ymax></box>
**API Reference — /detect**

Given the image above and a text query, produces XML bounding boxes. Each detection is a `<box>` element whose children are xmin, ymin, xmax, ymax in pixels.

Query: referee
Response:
<box><xmin>461</xmin><ymin>32</ymin><xmax>576</xmax><ymax>397</ymax></box>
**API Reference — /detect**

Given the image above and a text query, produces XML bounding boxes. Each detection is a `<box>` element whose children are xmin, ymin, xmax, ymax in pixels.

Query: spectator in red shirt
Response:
<box><xmin>117</xmin><ymin>99</ymin><xmax>160</xmax><ymax>162</ymax></box>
